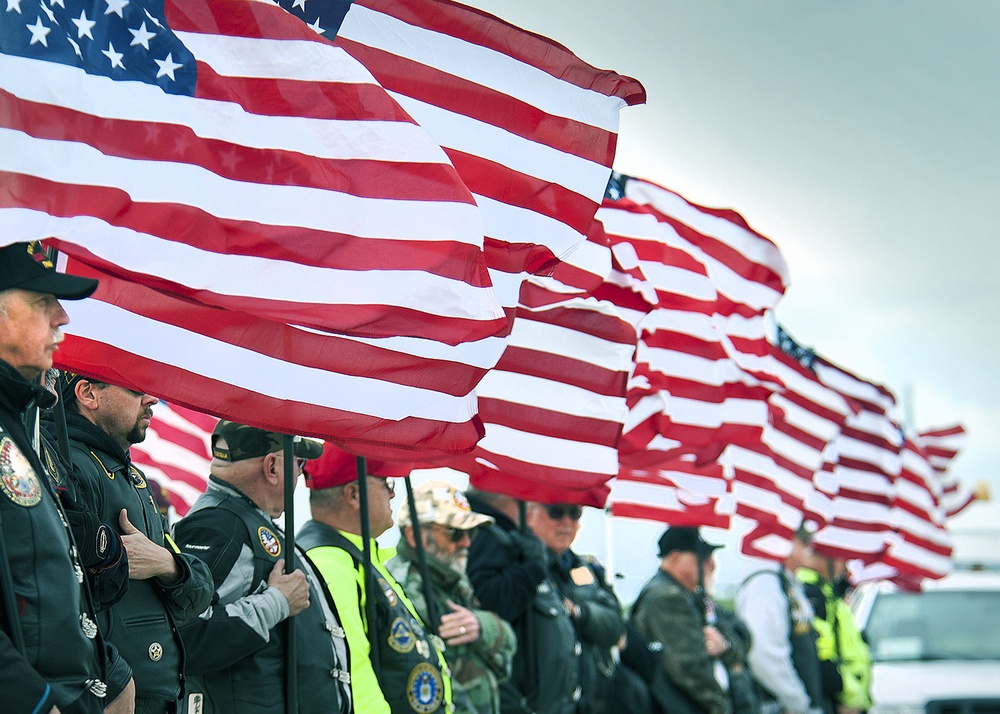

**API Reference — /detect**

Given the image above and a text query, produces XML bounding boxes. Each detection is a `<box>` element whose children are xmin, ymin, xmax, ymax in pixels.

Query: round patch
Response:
<box><xmin>149</xmin><ymin>642</ymin><xmax>163</xmax><ymax>661</ymax></box>
<box><xmin>452</xmin><ymin>488</ymin><xmax>471</xmax><ymax>511</ymax></box>
<box><xmin>129</xmin><ymin>466</ymin><xmax>147</xmax><ymax>489</ymax></box>
<box><xmin>406</xmin><ymin>662</ymin><xmax>443</xmax><ymax>713</ymax></box>
<box><xmin>387</xmin><ymin>616</ymin><xmax>416</xmax><ymax>653</ymax></box>
<box><xmin>257</xmin><ymin>526</ymin><xmax>282</xmax><ymax>557</ymax></box>
<box><xmin>378</xmin><ymin>576</ymin><xmax>398</xmax><ymax>607</ymax></box>
<box><xmin>0</xmin><ymin>437</ymin><xmax>42</xmax><ymax>507</ymax></box>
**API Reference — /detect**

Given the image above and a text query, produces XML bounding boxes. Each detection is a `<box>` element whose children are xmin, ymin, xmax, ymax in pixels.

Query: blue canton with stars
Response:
<box><xmin>273</xmin><ymin>0</ymin><xmax>351</xmax><ymax>40</ymax></box>
<box><xmin>1</xmin><ymin>0</ymin><xmax>196</xmax><ymax>95</ymax></box>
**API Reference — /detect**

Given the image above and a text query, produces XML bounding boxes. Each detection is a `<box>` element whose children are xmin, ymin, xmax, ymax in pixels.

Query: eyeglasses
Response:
<box><xmin>545</xmin><ymin>504</ymin><xmax>583</xmax><ymax>521</ymax></box>
<box><xmin>433</xmin><ymin>523</ymin><xmax>476</xmax><ymax>543</ymax></box>
<box><xmin>369</xmin><ymin>477</ymin><xmax>395</xmax><ymax>496</ymax></box>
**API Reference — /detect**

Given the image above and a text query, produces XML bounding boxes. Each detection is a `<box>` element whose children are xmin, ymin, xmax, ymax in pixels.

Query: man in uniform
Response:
<box><xmin>386</xmin><ymin>480</ymin><xmax>516</xmax><ymax>714</ymax></box>
<box><xmin>736</xmin><ymin>526</ymin><xmax>825</xmax><ymax>714</ymax></box>
<box><xmin>465</xmin><ymin>488</ymin><xmax>581</xmax><ymax>714</ymax></box>
<box><xmin>174</xmin><ymin>421</ymin><xmax>351</xmax><ymax>714</ymax></box>
<box><xmin>55</xmin><ymin>373</ymin><xmax>215</xmax><ymax>713</ymax></box>
<box><xmin>631</xmin><ymin>527</ymin><xmax>748</xmax><ymax>714</ymax></box>
<box><xmin>300</xmin><ymin>444</ymin><xmax>453</xmax><ymax>714</ymax></box>
<box><xmin>0</xmin><ymin>241</ymin><xmax>127</xmax><ymax>714</ymax></box>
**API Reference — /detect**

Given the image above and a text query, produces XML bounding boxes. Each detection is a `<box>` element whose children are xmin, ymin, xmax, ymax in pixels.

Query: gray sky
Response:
<box><xmin>464</xmin><ymin>0</ymin><xmax>1000</xmax><ymax>504</ymax></box>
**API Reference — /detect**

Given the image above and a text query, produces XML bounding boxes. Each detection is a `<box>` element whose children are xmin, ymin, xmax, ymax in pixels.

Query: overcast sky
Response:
<box><xmin>462</xmin><ymin>0</ymin><xmax>1000</xmax><ymax>504</ymax></box>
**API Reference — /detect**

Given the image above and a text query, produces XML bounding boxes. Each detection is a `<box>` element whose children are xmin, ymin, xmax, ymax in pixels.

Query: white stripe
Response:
<box><xmin>478</xmin><ymin>370</ymin><xmax>626</xmax><ymax>423</ymax></box>
<box><xmin>392</xmin><ymin>93</ymin><xmax>611</xmax><ymax>201</ymax></box>
<box><xmin>340</xmin><ymin>4</ymin><xmax>626</xmax><ymax>133</ymax></box>
<box><xmin>476</xmin><ymin>424</ymin><xmax>617</xmax><ymax>473</ymax></box>
<box><xmin>1</xmin><ymin>132</ymin><xmax>485</xmax><ymax>245</ymax></box>
<box><xmin>4</xmin><ymin>208</ymin><xmax>501</xmax><ymax>320</ymax></box>
<box><xmin>63</xmin><ymin>299</ymin><xmax>477</xmax><ymax>423</ymax></box>
<box><xmin>505</xmin><ymin>318</ymin><xmax>635</xmax><ymax>372</ymax></box>
<box><xmin>0</xmin><ymin>54</ymin><xmax>451</xmax><ymax>164</ymax></box>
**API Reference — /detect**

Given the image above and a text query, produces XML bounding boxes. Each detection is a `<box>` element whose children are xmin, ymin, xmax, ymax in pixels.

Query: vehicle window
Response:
<box><xmin>866</xmin><ymin>590</ymin><xmax>1000</xmax><ymax>662</ymax></box>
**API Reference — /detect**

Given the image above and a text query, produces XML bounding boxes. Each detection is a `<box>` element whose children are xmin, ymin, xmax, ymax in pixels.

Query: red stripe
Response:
<box><xmin>352</xmin><ymin>0</ymin><xmax>646</xmax><ymax>105</ymax></box>
<box><xmin>610</xmin><ymin>502</ymin><xmax>730</xmax><ymax>529</ymax></box>
<box><xmin>2</xmin><ymin>172</ymin><xmax>489</xmax><ymax>284</ymax></box>
<box><xmin>493</xmin><ymin>348</ymin><xmax>627</xmax><ymax>398</ymax></box>
<box><xmin>56</xmin><ymin>338</ymin><xmax>485</xmax><ymax>460</ymax></box>
<box><xmin>62</xmin><ymin>262</ymin><xmax>489</xmax><ymax>395</ymax></box>
<box><xmin>445</xmin><ymin>149</ymin><xmax>598</xmax><ymax>235</ymax></box>
<box><xmin>148</xmin><ymin>421</ymin><xmax>210</xmax><ymax>459</ymax></box>
<box><xmin>477</xmin><ymin>399</ymin><xmax>623</xmax><ymax>448</ymax></box>
<box><xmin>335</xmin><ymin>38</ymin><xmax>621</xmax><ymax>167</ymax></box>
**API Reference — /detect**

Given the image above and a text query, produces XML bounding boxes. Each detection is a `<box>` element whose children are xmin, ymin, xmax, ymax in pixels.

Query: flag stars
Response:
<box><xmin>129</xmin><ymin>21</ymin><xmax>155</xmax><ymax>49</ymax></box>
<box><xmin>66</xmin><ymin>34</ymin><xmax>82</xmax><ymax>58</ymax></box>
<box><xmin>72</xmin><ymin>9</ymin><xmax>95</xmax><ymax>39</ymax></box>
<box><xmin>27</xmin><ymin>15</ymin><xmax>51</xmax><ymax>45</ymax></box>
<box><xmin>6</xmin><ymin>0</ymin><xmax>22</xmax><ymax>14</ymax></box>
<box><xmin>155</xmin><ymin>52</ymin><xmax>182</xmax><ymax>80</ymax></box>
<box><xmin>291</xmin><ymin>0</ymin><xmax>306</xmax><ymax>9</ymax></box>
<box><xmin>104</xmin><ymin>0</ymin><xmax>127</xmax><ymax>17</ymax></box>
<box><xmin>142</xmin><ymin>8</ymin><xmax>162</xmax><ymax>27</ymax></box>
<box><xmin>49</xmin><ymin>0</ymin><xmax>62</xmax><ymax>6</ymax></box>
<box><xmin>102</xmin><ymin>42</ymin><xmax>125</xmax><ymax>69</ymax></box>
<box><xmin>307</xmin><ymin>17</ymin><xmax>324</xmax><ymax>34</ymax></box>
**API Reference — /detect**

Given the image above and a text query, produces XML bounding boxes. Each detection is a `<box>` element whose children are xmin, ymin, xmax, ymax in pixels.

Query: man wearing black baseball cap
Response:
<box><xmin>631</xmin><ymin>527</ymin><xmax>748</xmax><ymax>714</ymax></box>
<box><xmin>0</xmin><ymin>241</ymin><xmax>117</xmax><ymax>714</ymax></box>
<box><xmin>174</xmin><ymin>420</ymin><xmax>352</xmax><ymax>714</ymax></box>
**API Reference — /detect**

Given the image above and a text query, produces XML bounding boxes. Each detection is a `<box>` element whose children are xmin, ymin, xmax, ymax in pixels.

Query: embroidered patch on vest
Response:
<box><xmin>378</xmin><ymin>576</ymin><xmax>398</xmax><ymax>607</ymax></box>
<box><xmin>257</xmin><ymin>526</ymin><xmax>282</xmax><ymax>557</ymax></box>
<box><xmin>0</xmin><ymin>437</ymin><xmax>42</xmax><ymax>507</ymax></box>
<box><xmin>406</xmin><ymin>662</ymin><xmax>443</xmax><ymax>713</ymax></box>
<box><xmin>387</xmin><ymin>616</ymin><xmax>416</xmax><ymax>653</ymax></box>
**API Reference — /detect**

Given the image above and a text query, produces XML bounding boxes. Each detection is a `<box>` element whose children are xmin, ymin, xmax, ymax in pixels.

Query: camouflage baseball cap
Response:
<box><xmin>397</xmin><ymin>480</ymin><xmax>493</xmax><ymax>531</ymax></box>
<box><xmin>211</xmin><ymin>420</ymin><xmax>323</xmax><ymax>462</ymax></box>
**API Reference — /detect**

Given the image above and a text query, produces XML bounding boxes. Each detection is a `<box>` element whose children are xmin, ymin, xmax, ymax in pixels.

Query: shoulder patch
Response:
<box><xmin>257</xmin><ymin>526</ymin><xmax>282</xmax><ymax>557</ymax></box>
<box><xmin>129</xmin><ymin>466</ymin><xmax>147</xmax><ymax>489</ymax></box>
<box><xmin>0</xmin><ymin>437</ymin><xmax>43</xmax><ymax>507</ymax></box>
<box><xmin>378</xmin><ymin>576</ymin><xmax>398</xmax><ymax>607</ymax></box>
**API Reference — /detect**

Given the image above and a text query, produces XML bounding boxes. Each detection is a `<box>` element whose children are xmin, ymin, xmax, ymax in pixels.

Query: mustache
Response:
<box><xmin>51</xmin><ymin>329</ymin><xmax>64</xmax><ymax>345</ymax></box>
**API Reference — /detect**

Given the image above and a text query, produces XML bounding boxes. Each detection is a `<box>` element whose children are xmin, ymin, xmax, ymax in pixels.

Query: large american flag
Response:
<box><xmin>1</xmin><ymin>0</ymin><xmax>506</xmax><ymax>345</ymax></box>
<box><xmin>918</xmin><ymin>425</ymin><xmax>974</xmax><ymax>517</ymax></box>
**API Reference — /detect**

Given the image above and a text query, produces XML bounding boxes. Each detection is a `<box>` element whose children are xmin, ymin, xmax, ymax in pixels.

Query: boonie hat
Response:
<box><xmin>397</xmin><ymin>480</ymin><xmax>493</xmax><ymax>531</ymax></box>
<box><xmin>304</xmin><ymin>442</ymin><xmax>411</xmax><ymax>490</ymax></box>
<box><xmin>0</xmin><ymin>241</ymin><xmax>98</xmax><ymax>300</ymax></box>
<box><xmin>211</xmin><ymin>420</ymin><xmax>323</xmax><ymax>462</ymax></box>
<box><xmin>657</xmin><ymin>526</ymin><xmax>723</xmax><ymax>558</ymax></box>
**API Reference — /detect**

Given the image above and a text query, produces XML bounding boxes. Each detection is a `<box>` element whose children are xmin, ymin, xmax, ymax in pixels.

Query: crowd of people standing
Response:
<box><xmin>1</xmin><ymin>240</ymin><xmax>871</xmax><ymax>714</ymax></box>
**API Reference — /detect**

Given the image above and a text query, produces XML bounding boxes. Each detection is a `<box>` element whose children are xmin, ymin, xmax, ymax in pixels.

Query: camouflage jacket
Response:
<box><xmin>386</xmin><ymin>539</ymin><xmax>516</xmax><ymax>714</ymax></box>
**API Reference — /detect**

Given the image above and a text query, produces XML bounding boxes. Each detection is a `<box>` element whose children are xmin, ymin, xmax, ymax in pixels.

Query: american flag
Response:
<box><xmin>453</xmin><ymin>283</ymin><xmax>636</xmax><ymax>508</ymax></box>
<box><xmin>1</xmin><ymin>0</ymin><xmax>507</xmax><ymax>345</ymax></box>
<box><xmin>918</xmin><ymin>425</ymin><xmax>973</xmax><ymax>517</ymax></box>
<box><xmin>610</xmin><ymin>460</ymin><xmax>734</xmax><ymax>529</ymax></box>
<box><xmin>326</xmin><ymin>0</ymin><xmax>646</xmax><ymax>313</ymax></box>
<box><xmin>808</xmin><ymin>355</ymin><xmax>902</xmax><ymax>562</ymax></box>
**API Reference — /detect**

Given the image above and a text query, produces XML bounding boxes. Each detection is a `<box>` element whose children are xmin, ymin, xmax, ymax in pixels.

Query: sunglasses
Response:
<box><xmin>545</xmin><ymin>504</ymin><xmax>583</xmax><ymax>521</ymax></box>
<box><xmin>433</xmin><ymin>524</ymin><xmax>476</xmax><ymax>543</ymax></box>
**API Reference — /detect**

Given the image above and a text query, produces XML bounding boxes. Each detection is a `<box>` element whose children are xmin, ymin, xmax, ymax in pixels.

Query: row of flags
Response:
<box><xmin>2</xmin><ymin>0</ymin><xmax>974</xmax><ymax>586</ymax></box>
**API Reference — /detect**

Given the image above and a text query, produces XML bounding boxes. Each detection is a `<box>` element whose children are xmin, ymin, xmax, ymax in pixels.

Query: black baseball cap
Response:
<box><xmin>0</xmin><ymin>241</ymin><xmax>97</xmax><ymax>300</ymax></box>
<box><xmin>657</xmin><ymin>526</ymin><xmax>723</xmax><ymax>558</ymax></box>
<box><xmin>211</xmin><ymin>420</ymin><xmax>324</xmax><ymax>462</ymax></box>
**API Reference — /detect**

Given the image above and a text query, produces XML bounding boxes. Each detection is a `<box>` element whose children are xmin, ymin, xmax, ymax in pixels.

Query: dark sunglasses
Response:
<box><xmin>545</xmin><ymin>504</ymin><xmax>583</xmax><ymax>521</ymax></box>
<box><xmin>434</xmin><ymin>524</ymin><xmax>476</xmax><ymax>543</ymax></box>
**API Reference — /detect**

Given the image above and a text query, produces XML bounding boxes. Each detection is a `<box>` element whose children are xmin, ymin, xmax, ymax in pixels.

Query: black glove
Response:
<box><xmin>61</xmin><ymin>499</ymin><xmax>125</xmax><ymax>572</ymax></box>
<box><xmin>510</xmin><ymin>529</ymin><xmax>547</xmax><ymax>564</ymax></box>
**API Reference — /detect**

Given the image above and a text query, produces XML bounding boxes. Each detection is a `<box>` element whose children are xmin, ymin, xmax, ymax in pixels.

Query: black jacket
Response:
<box><xmin>59</xmin><ymin>410</ymin><xmax>215</xmax><ymax>705</ymax></box>
<box><xmin>548</xmin><ymin>550</ymin><xmax>624</xmax><ymax>714</ymax></box>
<box><xmin>466</xmin><ymin>493</ymin><xmax>580</xmax><ymax>714</ymax></box>
<box><xmin>0</xmin><ymin>360</ymin><xmax>104</xmax><ymax>714</ymax></box>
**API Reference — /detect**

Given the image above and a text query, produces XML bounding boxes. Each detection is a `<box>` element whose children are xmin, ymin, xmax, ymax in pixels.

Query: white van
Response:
<box><xmin>850</xmin><ymin>569</ymin><xmax>1000</xmax><ymax>714</ymax></box>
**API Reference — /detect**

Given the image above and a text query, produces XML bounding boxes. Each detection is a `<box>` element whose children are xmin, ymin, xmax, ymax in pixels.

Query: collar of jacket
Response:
<box><xmin>0</xmin><ymin>358</ymin><xmax>55</xmax><ymax>414</ymax></box>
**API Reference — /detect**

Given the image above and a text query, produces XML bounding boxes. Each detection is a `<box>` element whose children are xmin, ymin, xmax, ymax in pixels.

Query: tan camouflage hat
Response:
<box><xmin>211</xmin><ymin>420</ymin><xmax>323</xmax><ymax>462</ymax></box>
<box><xmin>397</xmin><ymin>480</ymin><xmax>493</xmax><ymax>531</ymax></box>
